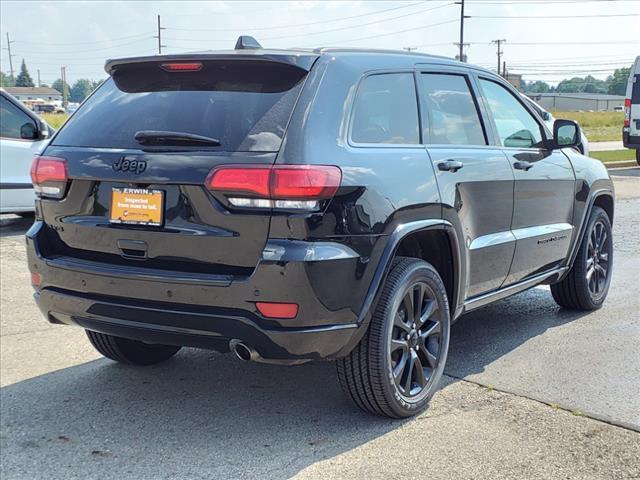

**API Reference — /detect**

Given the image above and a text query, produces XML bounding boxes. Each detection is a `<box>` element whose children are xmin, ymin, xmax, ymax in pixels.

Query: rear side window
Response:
<box><xmin>479</xmin><ymin>79</ymin><xmax>544</xmax><ymax>149</ymax></box>
<box><xmin>351</xmin><ymin>73</ymin><xmax>419</xmax><ymax>145</ymax></box>
<box><xmin>418</xmin><ymin>73</ymin><xmax>486</xmax><ymax>145</ymax></box>
<box><xmin>632</xmin><ymin>75</ymin><xmax>640</xmax><ymax>103</ymax></box>
<box><xmin>52</xmin><ymin>60</ymin><xmax>307</xmax><ymax>152</ymax></box>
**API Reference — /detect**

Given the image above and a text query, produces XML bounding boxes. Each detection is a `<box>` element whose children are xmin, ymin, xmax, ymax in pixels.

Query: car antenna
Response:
<box><xmin>235</xmin><ymin>36</ymin><xmax>262</xmax><ymax>50</ymax></box>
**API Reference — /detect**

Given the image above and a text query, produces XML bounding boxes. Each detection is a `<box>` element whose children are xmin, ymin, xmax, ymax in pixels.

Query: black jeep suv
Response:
<box><xmin>27</xmin><ymin>40</ymin><xmax>614</xmax><ymax>418</ymax></box>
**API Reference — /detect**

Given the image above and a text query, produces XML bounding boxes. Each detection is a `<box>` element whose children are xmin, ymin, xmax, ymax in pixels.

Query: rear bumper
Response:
<box><xmin>27</xmin><ymin>221</ymin><xmax>372</xmax><ymax>363</ymax></box>
<box><xmin>622</xmin><ymin>129</ymin><xmax>640</xmax><ymax>149</ymax></box>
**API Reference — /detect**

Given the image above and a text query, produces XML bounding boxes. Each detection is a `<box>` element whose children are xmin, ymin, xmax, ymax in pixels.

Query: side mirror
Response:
<box><xmin>20</xmin><ymin>122</ymin><xmax>38</xmax><ymax>140</ymax></box>
<box><xmin>552</xmin><ymin>119</ymin><xmax>580</xmax><ymax>149</ymax></box>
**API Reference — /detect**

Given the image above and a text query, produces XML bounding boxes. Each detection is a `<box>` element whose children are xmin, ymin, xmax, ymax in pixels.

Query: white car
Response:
<box><xmin>622</xmin><ymin>55</ymin><xmax>640</xmax><ymax>165</ymax></box>
<box><xmin>523</xmin><ymin>96</ymin><xmax>590</xmax><ymax>156</ymax></box>
<box><xmin>1</xmin><ymin>89</ymin><xmax>53</xmax><ymax>214</ymax></box>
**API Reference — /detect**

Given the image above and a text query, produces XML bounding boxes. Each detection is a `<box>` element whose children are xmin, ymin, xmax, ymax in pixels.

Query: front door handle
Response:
<box><xmin>513</xmin><ymin>160</ymin><xmax>533</xmax><ymax>171</ymax></box>
<box><xmin>437</xmin><ymin>160</ymin><xmax>464</xmax><ymax>172</ymax></box>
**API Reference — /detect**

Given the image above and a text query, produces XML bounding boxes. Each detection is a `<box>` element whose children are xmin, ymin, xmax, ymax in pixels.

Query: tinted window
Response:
<box><xmin>480</xmin><ymin>79</ymin><xmax>544</xmax><ymax>148</ymax></box>
<box><xmin>419</xmin><ymin>73</ymin><xmax>486</xmax><ymax>145</ymax></box>
<box><xmin>351</xmin><ymin>73</ymin><xmax>419</xmax><ymax>145</ymax></box>
<box><xmin>0</xmin><ymin>96</ymin><xmax>35</xmax><ymax>140</ymax></box>
<box><xmin>52</xmin><ymin>61</ymin><xmax>306</xmax><ymax>152</ymax></box>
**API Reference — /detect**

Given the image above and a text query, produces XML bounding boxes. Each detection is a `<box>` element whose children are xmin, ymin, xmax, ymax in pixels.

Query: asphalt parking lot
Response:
<box><xmin>1</xmin><ymin>168</ymin><xmax>639</xmax><ymax>480</ymax></box>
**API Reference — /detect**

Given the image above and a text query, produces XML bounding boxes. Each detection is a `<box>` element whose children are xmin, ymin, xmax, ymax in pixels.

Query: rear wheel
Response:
<box><xmin>86</xmin><ymin>330</ymin><xmax>181</xmax><ymax>365</ymax></box>
<box><xmin>336</xmin><ymin>257</ymin><xmax>450</xmax><ymax>418</ymax></box>
<box><xmin>636</xmin><ymin>149</ymin><xmax>640</xmax><ymax>166</ymax></box>
<box><xmin>551</xmin><ymin>206</ymin><xmax>613</xmax><ymax>310</ymax></box>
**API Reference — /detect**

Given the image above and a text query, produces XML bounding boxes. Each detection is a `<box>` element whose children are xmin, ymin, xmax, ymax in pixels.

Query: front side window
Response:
<box><xmin>419</xmin><ymin>73</ymin><xmax>486</xmax><ymax>145</ymax></box>
<box><xmin>480</xmin><ymin>79</ymin><xmax>544</xmax><ymax>149</ymax></box>
<box><xmin>351</xmin><ymin>73</ymin><xmax>419</xmax><ymax>145</ymax></box>
<box><xmin>0</xmin><ymin>96</ymin><xmax>35</xmax><ymax>140</ymax></box>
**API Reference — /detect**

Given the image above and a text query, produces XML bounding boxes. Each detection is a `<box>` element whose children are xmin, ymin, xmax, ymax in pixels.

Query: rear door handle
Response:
<box><xmin>513</xmin><ymin>160</ymin><xmax>533</xmax><ymax>171</ymax></box>
<box><xmin>437</xmin><ymin>160</ymin><xmax>464</xmax><ymax>172</ymax></box>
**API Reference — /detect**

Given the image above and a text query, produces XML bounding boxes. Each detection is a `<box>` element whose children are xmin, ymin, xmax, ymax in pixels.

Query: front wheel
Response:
<box><xmin>551</xmin><ymin>206</ymin><xmax>613</xmax><ymax>310</ymax></box>
<box><xmin>336</xmin><ymin>257</ymin><xmax>450</xmax><ymax>418</ymax></box>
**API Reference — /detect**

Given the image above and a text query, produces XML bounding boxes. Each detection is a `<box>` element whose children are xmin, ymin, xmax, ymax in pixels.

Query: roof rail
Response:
<box><xmin>235</xmin><ymin>36</ymin><xmax>262</xmax><ymax>50</ymax></box>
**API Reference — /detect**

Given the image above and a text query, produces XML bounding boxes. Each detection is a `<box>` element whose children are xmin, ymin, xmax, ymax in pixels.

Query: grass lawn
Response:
<box><xmin>550</xmin><ymin>111</ymin><xmax>623</xmax><ymax>142</ymax></box>
<box><xmin>590</xmin><ymin>149</ymin><xmax>636</xmax><ymax>163</ymax></box>
<box><xmin>40</xmin><ymin>113</ymin><xmax>70</xmax><ymax>130</ymax></box>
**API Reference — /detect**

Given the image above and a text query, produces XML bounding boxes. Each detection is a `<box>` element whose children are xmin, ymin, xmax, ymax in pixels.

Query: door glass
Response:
<box><xmin>419</xmin><ymin>73</ymin><xmax>486</xmax><ymax>145</ymax></box>
<box><xmin>351</xmin><ymin>73</ymin><xmax>419</xmax><ymax>145</ymax></box>
<box><xmin>0</xmin><ymin>96</ymin><xmax>35</xmax><ymax>140</ymax></box>
<box><xmin>480</xmin><ymin>79</ymin><xmax>544</xmax><ymax>149</ymax></box>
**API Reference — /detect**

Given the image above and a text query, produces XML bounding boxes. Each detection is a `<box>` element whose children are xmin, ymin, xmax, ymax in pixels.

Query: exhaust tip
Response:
<box><xmin>229</xmin><ymin>339</ymin><xmax>257</xmax><ymax>362</ymax></box>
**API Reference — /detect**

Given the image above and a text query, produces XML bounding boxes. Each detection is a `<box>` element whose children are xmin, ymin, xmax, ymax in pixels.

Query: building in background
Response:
<box><xmin>527</xmin><ymin>93</ymin><xmax>625</xmax><ymax>111</ymax></box>
<box><xmin>3</xmin><ymin>86</ymin><xmax>62</xmax><ymax>103</ymax></box>
<box><xmin>506</xmin><ymin>73</ymin><xmax>523</xmax><ymax>92</ymax></box>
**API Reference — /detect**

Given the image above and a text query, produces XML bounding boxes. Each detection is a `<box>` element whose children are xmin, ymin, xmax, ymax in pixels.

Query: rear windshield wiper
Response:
<box><xmin>134</xmin><ymin>130</ymin><xmax>221</xmax><ymax>147</ymax></box>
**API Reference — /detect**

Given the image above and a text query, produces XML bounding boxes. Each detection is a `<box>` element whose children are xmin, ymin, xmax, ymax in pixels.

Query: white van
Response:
<box><xmin>623</xmin><ymin>56</ymin><xmax>640</xmax><ymax>165</ymax></box>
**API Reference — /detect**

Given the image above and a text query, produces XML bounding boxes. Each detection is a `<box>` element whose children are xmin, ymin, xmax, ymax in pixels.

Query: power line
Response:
<box><xmin>474</xmin><ymin>13</ymin><xmax>639</xmax><ymax>18</ymax></box>
<box><xmin>10</xmin><ymin>37</ymin><xmax>155</xmax><ymax>55</ymax></box>
<box><xmin>165</xmin><ymin>1</ymin><xmax>433</xmax><ymax>32</ymax></box>
<box><xmin>164</xmin><ymin>2</ymin><xmax>455</xmax><ymax>42</ymax></box>
<box><xmin>13</xmin><ymin>32</ymin><xmax>155</xmax><ymax>46</ymax></box>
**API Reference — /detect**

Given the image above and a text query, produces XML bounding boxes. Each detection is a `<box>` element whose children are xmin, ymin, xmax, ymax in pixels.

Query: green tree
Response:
<box><xmin>607</xmin><ymin>67</ymin><xmax>631</xmax><ymax>96</ymax></box>
<box><xmin>52</xmin><ymin>78</ymin><xmax>71</xmax><ymax>99</ymax></box>
<box><xmin>0</xmin><ymin>71</ymin><xmax>15</xmax><ymax>87</ymax></box>
<box><xmin>70</xmin><ymin>78</ymin><xmax>95</xmax><ymax>102</ymax></box>
<box><xmin>14</xmin><ymin>59</ymin><xmax>35</xmax><ymax>87</ymax></box>
<box><xmin>524</xmin><ymin>80</ymin><xmax>551</xmax><ymax>94</ymax></box>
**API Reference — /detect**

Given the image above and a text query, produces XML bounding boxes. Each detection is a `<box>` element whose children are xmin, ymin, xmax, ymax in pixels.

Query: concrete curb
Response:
<box><xmin>605</xmin><ymin>161</ymin><xmax>638</xmax><ymax>169</ymax></box>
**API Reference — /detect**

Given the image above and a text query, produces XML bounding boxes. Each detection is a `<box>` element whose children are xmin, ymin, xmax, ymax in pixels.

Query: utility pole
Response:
<box><xmin>5</xmin><ymin>32</ymin><xmax>15</xmax><ymax>78</ymax></box>
<box><xmin>454</xmin><ymin>0</ymin><xmax>470</xmax><ymax>62</ymax></box>
<box><xmin>503</xmin><ymin>61</ymin><xmax>507</xmax><ymax>78</ymax></box>
<box><xmin>491</xmin><ymin>39</ymin><xmax>506</xmax><ymax>76</ymax></box>
<box><xmin>61</xmin><ymin>66</ymin><xmax>67</xmax><ymax>108</ymax></box>
<box><xmin>154</xmin><ymin>15</ymin><xmax>166</xmax><ymax>55</ymax></box>
<box><xmin>37</xmin><ymin>69</ymin><xmax>41</xmax><ymax>87</ymax></box>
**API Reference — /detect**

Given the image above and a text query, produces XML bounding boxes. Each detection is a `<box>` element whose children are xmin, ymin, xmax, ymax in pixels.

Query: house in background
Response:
<box><xmin>3</xmin><ymin>86</ymin><xmax>62</xmax><ymax>103</ymax></box>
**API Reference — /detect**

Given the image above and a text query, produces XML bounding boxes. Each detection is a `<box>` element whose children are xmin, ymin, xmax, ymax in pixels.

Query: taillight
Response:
<box><xmin>256</xmin><ymin>302</ymin><xmax>299</xmax><ymax>319</ymax></box>
<box><xmin>207</xmin><ymin>165</ymin><xmax>341</xmax><ymax>210</ymax></box>
<box><xmin>624</xmin><ymin>98</ymin><xmax>631</xmax><ymax>128</ymax></box>
<box><xmin>160</xmin><ymin>62</ymin><xmax>203</xmax><ymax>72</ymax></box>
<box><xmin>30</xmin><ymin>156</ymin><xmax>68</xmax><ymax>199</ymax></box>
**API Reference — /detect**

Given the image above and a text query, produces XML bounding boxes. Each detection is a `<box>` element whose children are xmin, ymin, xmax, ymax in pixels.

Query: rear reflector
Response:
<box><xmin>207</xmin><ymin>165</ymin><xmax>341</xmax><ymax>210</ymax></box>
<box><xmin>30</xmin><ymin>272</ymin><xmax>42</xmax><ymax>287</ymax></box>
<box><xmin>30</xmin><ymin>156</ymin><xmax>68</xmax><ymax>199</ymax></box>
<box><xmin>160</xmin><ymin>62</ymin><xmax>203</xmax><ymax>72</ymax></box>
<box><xmin>624</xmin><ymin>98</ymin><xmax>631</xmax><ymax>128</ymax></box>
<box><xmin>256</xmin><ymin>302</ymin><xmax>299</xmax><ymax>319</ymax></box>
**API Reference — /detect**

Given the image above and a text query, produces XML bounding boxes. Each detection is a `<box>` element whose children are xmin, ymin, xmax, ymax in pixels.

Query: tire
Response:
<box><xmin>86</xmin><ymin>330</ymin><xmax>181</xmax><ymax>365</ymax></box>
<box><xmin>551</xmin><ymin>206</ymin><xmax>613</xmax><ymax>310</ymax></box>
<box><xmin>636</xmin><ymin>149</ymin><xmax>640</xmax><ymax>166</ymax></box>
<box><xmin>336</xmin><ymin>257</ymin><xmax>451</xmax><ymax>418</ymax></box>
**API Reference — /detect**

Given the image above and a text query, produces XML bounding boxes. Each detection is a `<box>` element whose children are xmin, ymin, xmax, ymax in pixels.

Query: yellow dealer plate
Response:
<box><xmin>110</xmin><ymin>188</ymin><xmax>164</xmax><ymax>226</ymax></box>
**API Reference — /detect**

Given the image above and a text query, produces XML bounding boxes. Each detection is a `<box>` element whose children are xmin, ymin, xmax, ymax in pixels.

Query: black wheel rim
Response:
<box><xmin>586</xmin><ymin>219</ymin><xmax>610</xmax><ymax>297</ymax></box>
<box><xmin>389</xmin><ymin>282</ymin><xmax>442</xmax><ymax>398</ymax></box>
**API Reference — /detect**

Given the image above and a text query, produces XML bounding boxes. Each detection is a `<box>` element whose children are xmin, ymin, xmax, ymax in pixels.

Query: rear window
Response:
<box><xmin>52</xmin><ymin>60</ymin><xmax>307</xmax><ymax>152</ymax></box>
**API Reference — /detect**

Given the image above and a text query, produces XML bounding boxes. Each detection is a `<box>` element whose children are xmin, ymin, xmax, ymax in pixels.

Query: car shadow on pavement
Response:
<box><xmin>0</xmin><ymin>215</ymin><xmax>33</xmax><ymax>238</ymax></box>
<box><xmin>0</xmin><ymin>348</ymin><xmax>407</xmax><ymax>479</ymax></box>
<box><xmin>0</xmin><ymin>286</ymin><xmax>591</xmax><ymax>479</ymax></box>
<box><xmin>446</xmin><ymin>286</ymin><xmax>589</xmax><ymax>380</ymax></box>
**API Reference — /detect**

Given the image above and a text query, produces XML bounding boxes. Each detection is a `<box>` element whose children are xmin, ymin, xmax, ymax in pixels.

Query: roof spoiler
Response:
<box><xmin>235</xmin><ymin>36</ymin><xmax>262</xmax><ymax>50</ymax></box>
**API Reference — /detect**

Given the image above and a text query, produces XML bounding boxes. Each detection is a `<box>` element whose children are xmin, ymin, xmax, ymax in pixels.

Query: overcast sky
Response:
<box><xmin>1</xmin><ymin>0</ymin><xmax>638</xmax><ymax>86</ymax></box>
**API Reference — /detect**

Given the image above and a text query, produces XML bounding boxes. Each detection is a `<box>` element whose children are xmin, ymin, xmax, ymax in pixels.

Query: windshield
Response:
<box><xmin>52</xmin><ymin>60</ymin><xmax>307</xmax><ymax>152</ymax></box>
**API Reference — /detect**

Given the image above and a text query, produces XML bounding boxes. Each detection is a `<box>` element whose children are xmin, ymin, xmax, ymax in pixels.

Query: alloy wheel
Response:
<box><xmin>586</xmin><ymin>219</ymin><xmax>611</xmax><ymax>297</ymax></box>
<box><xmin>389</xmin><ymin>282</ymin><xmax>443</xmax><ymax>398</ymax></box>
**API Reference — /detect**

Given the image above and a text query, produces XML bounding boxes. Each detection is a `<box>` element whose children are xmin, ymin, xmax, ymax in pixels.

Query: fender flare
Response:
<box><xmin>560</xmin><ymin>188</ymin><xmax>614</xmax><ymax>280</ymax></box>
<box><xmin>341</xmin><ymin>220</ymin><xmax>463</xmax><ymax>347</ymax></box>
